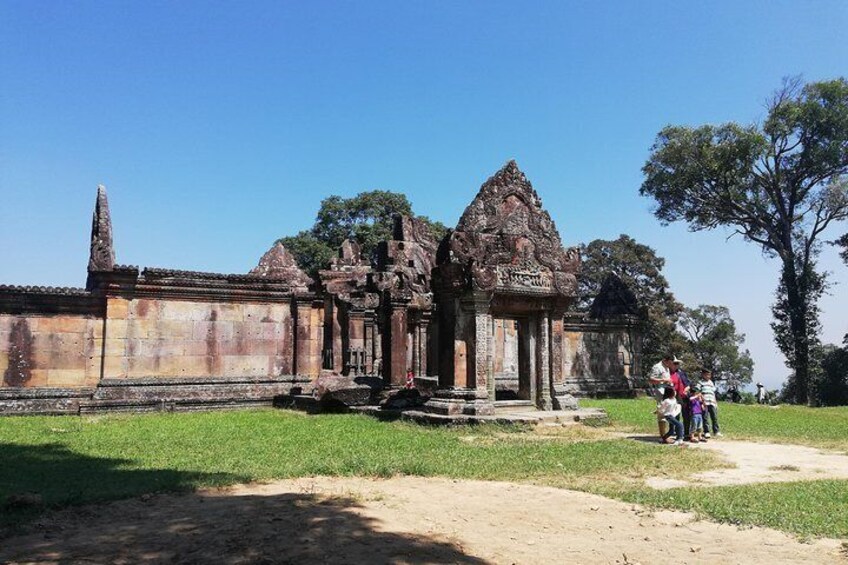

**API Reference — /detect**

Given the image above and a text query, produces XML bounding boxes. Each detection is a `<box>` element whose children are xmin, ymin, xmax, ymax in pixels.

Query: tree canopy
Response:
<box><xmin>640</xmin><ymin>77</ymin><xmax>848</xmax><ymax>405</ymax></box>
<box><xmin>679</xmin><ymin>305</ymin><xmax>754</xmax><ymax>388</ymax></box>
<box><xmin>277</xmin><ymin>190</ymin><xmax>448</xmax><ymax>277</ymax></box>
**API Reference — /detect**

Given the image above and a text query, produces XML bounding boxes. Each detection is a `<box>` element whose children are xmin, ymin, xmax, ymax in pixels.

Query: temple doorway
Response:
<box><xmin>493</xmin><ymin>317</ymin><xmax>531</xmax><ymax>401</ymax></box>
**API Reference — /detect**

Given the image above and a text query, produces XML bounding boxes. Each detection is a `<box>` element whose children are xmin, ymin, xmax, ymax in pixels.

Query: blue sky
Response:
<box><xmin>1</xmin><ymin>1</ymin><xmax>846</xmax><ymax>390</ymax></box>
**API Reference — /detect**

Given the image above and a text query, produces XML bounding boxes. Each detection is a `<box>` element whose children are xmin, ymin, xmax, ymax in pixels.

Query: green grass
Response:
<box><xmin>582</xmin><ymin>397</ymin><xmax>848</xmax><ymax>451</ymax></box>
<box><xmin>0</xmin><ymin>409</ymin><xmax>711</xmax><ymax>529</ymax></box>
<box><xmin>608</xmin><ymin>480</ymin><xmax>848</xmax><ymax>539</ymax></box>
<box><xmin>3</xmin><ymin>406</ymin><xmax>848</xmax><ymax>540</ymax></box>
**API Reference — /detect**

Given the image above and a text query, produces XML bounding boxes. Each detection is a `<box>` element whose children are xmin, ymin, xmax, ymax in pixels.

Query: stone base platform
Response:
<box><xmin>351</xmin><ymin>404</ymin><xmax>608</xmax><ymax>426</ymax></box>
<box><xmin>0</xmin><ymin>387</ymin><xmax>96</xmax><ymax>415</ymax></box>
<box><xmin>1</xmin><ymin>376</ymin><xmax>313</xmax><ymax>415</ymax></box>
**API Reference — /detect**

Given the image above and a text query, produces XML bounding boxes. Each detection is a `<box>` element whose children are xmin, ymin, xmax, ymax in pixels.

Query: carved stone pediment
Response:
<box><xmin>249</xmin><ymin>242</ymin><xmax>313</xmax><ymax>291</ymax></box>
<box><xmin>438</xmin><ymin>160</ymin><xmax>579</xmax><ymax>297</ymax></box>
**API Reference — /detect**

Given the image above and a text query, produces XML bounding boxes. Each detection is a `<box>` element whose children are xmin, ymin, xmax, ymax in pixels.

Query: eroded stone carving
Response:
<box><xmin>249</xmin><ymin>242</ymin><xmax>313</xmax><ymax>291</ymax></box>
<box><xmin>87</xmin><ymin>185</ymin><xmax>115</xmax><ymax>273</ymax></box>
<box><xmin>437</xmin><ymin>160</ymin><xmax>580</xmax><ymax>296</ymax></box>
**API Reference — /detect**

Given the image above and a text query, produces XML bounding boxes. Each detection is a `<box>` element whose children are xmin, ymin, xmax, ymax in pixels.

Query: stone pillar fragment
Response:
<box><xmin>294</xmin><ymin>300</ymin><xmax>313</xmax><ymax>377</ymax></box>
<box><xmin>383</xmin><ymin>300</ymin><xmax>408</xmax><ymax>387</ymax></box>
<box><xmin>537</xmin><ymin>310</ymin><xmax>553</xmax><ymax>410</ymax></box>
<box><xmin>417</xmin><ymin>317</ymin><xmax>429</xmax><ymax>377</ymax></box>
<box><xmin>347</xmin><ymin>310</ymin><xmax>365</xmax><ymax>375</ymax></box>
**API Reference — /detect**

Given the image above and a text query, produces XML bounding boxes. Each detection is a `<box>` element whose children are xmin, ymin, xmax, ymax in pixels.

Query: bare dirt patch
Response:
<box><xmin>1</xmin><ymin>476</ymin><xmax>842</xmax><ymax>564</ymax></box>
<box><xmin>643</xmin><ymin>439</ymin><xmax>848</xmax><ymax>489</ymax></box>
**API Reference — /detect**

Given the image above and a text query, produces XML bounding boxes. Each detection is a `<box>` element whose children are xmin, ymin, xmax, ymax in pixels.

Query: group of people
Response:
<box><xmin>648</xmin><ymin>355</ymin><xmax>722</xmax><ymax>445</ymax></box>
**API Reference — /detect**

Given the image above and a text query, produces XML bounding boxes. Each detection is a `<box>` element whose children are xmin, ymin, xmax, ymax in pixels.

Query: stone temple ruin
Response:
<box><xmin>0</xmin><ymin>161</ymin><xmax>643</xmax><ymax>418</ymax></box>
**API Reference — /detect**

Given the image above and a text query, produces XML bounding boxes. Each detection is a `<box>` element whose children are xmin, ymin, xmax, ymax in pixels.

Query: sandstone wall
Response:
<box><xmin>1</xmin><ymin>313</ymin><xmax>103</xmax><ymax>388</ymax></box>
<box><xmin>562</xmin><ymin>321</ymin><xmax>641</xmax><ymax>397</ymax></box>
<box><xmin>102</xmin><ymin>298</ymin><xmax>295</xmax><ymax>379</ymax></box>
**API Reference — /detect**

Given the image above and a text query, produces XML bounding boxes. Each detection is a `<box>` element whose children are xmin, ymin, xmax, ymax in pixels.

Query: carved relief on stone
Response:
<box><xmin>331</xmin><ymin>239</ymin><xmax>369</xmax><ymax>269</ymax></box>
<box><xmin>249</xmin><ymin>242</ymin><xmax>313</xmax><ymax>290</ymax></box>
<box><xmin>372</xmin><ymin>215</ymin><xmax>439</xmax><ymax>306</ymax></box>
<box><xmin>438</xmin><ymin>160</ymin><xmax>580</xmax><ymax>298</ymax></box>
<box><xmin>87</xmin><ymin>185</ymin><xmax>116</xmax><ymax>272</ymax></box>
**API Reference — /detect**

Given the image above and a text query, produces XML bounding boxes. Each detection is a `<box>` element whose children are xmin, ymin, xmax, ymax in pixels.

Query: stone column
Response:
<box><xmin>309</xmin><ymin>300</ymin><xmax>324</xmax><ymax>377</ymax></box>
<box><xmin>537</xmin><ymin>311</ymin><xmax>553</xmax><ymax>411</ymax></box>
<box><xmin>417</xmin><ymin>315</ymin><xmax>429</xmax><ymax>377</ymax></box>
<box><xmin>363</xmin><ymin>313</ymin><xmax>375</xmax><ymax>375</ymax></box>
<box><xmin>551</xmin><ymin>313</ymin><xmax>564</xmax><ymax>387</ymax></box>
<box><xmin>411</xmin><ymin>315</ymin><xmax>421</xmax><ymax>377</ymax></box>
<box><xmin>487</xmin><ymin>315</ymin><xmax>496</xmax><ymax>401</ymax></box>
<box><xmin>470</xmin><ymin>292</ymin><xmax>492</xmax><ymax>401</ymax></box>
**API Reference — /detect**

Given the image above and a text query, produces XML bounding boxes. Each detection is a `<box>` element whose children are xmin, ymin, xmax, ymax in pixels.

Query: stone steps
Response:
<box><xmin>493</xmin><ymin>400</ymin><xmax>536</xmax><ymax>414</ymax></box>
<box><xmin>352</xmin><ymin>405</ymin><xmax>608</xmax><ymax>426</ymax></box>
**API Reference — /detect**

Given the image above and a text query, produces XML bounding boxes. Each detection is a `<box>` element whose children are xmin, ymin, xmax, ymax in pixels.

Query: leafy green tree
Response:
<box><xmin>579</xmin><ymin>235</ymin><xmax>685</xmax><ymax>365</ymax></box>
<box><xmin>640</xmin><ymin>77</ymin><xmax>848</xmax><ymax>405</ymax></box>
<box><xmin>276</xmin><ymin>231</ymin><xmax>336</xmax><ymax>280</ymax></box>
<box><xmin>836</xmin><ymin>233</ymin><xmax>848</xmax><ymax>265</ymax></box>
<box><xmin>278</xmin><ymin>190</ymin><xmax>448</xmax><ymax>277</ymax></box>
<box><xmin>817</xmin><ymin>343</ymin><xmax>848</xmax><ymax>406</ymax></box>
<box><xmin>678</xmin><ymin>305</ymin><xmax>754</xmax><ymax>389</ymax></box>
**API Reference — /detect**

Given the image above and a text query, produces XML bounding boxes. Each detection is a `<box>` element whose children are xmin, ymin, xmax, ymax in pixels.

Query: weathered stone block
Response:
<box><xmin>221</xmin><ymin>355</ymin><xmax>270</xmax><ymax>377</ymax></box>
<box><xmin>105</xmin><ymin>319</ymin><xmax>129</xmax><ymax>339</ymax></box>
<box><xmin>214</xmin><ymin>303</ymin><xmax>244</xmax><ymax>322</ymax></box>
<box><xmin>32</xmin><ymin>347</ymin><xmax>84</xmax><ymax>370</ymax></box>
<box><xmin>242</xmin><ymin>303</ymin><xmax>272</xmax><ymax>322</ymax></box>
<box><xmin>27</xmin><ymin>369</ymin><xmax>49</xmax><ymax>387</ymax></box>
<box><xmin>182</xmin><ymin>340</ymin><xmax>212</xmax><ymax>356</ymax></box>
<box><xmin>47</xmin><ymin>369</ymin><xmax>86</xmax><ymax>387</ymax></box>
<box><xmin>158</xmin><ymin>320</ymin><xmax>194</xmax><ymax>337</ymax></box>
<box><xmin>126</xmin><ymin>319</ymin><xmax>158</xmax><ymax>339</ymax></box>
<box><xmin>313</xmin><ymin>374</ymin><xmax>376</xmax><ymax>408</ymax></box>
<box><xmin>161</xmin><ymin>300</ymin><xmax>210</xmax><ymax>322</ymax></box>
<box><xmin>130</xmin><ymin>299</ymin><xmax>157</xmax><ymax>319</ymax></box>
<box><xmin>107</xmin><ymin>299</ymin><xmax>129</xmax><ymax>319</ymax></box>
<box><xmin>191</xmin><ymin>321</ymin><xmax>234</xmax><ymax>341</ymax></box>
<box><xmin>103</xmin><ymin>338</ymin><xmax>127</xmax><ymax>357</ymax></box>
<box><xmin>102</xmin><ymin>355</ymin><xmax>128</xmax><ymax>378</ymax></box>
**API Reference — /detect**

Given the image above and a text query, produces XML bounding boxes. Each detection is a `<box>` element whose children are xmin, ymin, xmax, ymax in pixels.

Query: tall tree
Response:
<box><xmin>836</xmin><ymin>233</ymin><xmax>848</xmax><ymax>265</ymax></box>
<box><xmin>641</xmin><ymin>77</ymin><xmax>848</xmax><ymax>405</ymax></box>
<box><xmin>679</xmin><ymin>305</ymin><xmax>754</xmax><ymax>389</ymax></box>
<box><xmin>817</xmin><ymin>343</ymin><xmax>848</xmax><ymax>406</ymax></box>
<box><xmin>579</xmin><ymin>235</ymin><xmax>685</xmax><ymax>364</ymax></box>
<box><xmin>278</xmin><ymin>190</ymin><xmax>448</xmax><ymax>277</ymax></box>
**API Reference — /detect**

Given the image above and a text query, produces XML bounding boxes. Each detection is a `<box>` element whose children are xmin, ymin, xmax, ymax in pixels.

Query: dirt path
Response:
<box><xmin>1</xmin><ymin>476</ymin><xmax>842</xmax><ymax>564</ymax></box>
<box><xmin>639</xmin><ymin>437</ymin><xmax>848</xmax><ymax>489</ymax></box>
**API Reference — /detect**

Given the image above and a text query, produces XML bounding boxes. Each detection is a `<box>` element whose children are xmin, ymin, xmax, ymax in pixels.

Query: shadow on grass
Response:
<box><xmin>0</xmin><ymin>443</ymin><xmax>246</xmax><ymax>532</ymax></box>
<box><xmin>1</xmin><ymin>485</ymin><xmax>488</xmax><ymax>564</ymax></box>
<box><xmin>624</xmin><ymin>434</ymin><xmax>666</xmax><ymax>445</ymax></box>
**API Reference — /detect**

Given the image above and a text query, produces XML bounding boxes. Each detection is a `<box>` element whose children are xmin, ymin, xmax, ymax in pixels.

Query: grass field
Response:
<box><xmin>583</xmin><ymin>397</ymin><xmax>848</xmax><ymax>452</ymax></box>
<box><xmin>0</xmin><ymin>409</ymin><xmax>713</xmax><ymax>529</ymax></box>
<box><xmin>583</xmin><ymin>398</ymin><xmax>848</xmax><ymax>537</ymax></box>
<box><xmin>2</xmin><ymin>402</ymin><xmax>848</xmax><ymax>539</ymax></box>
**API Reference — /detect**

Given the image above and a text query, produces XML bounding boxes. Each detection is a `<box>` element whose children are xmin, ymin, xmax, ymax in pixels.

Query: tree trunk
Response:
<box><xmin>782</xmin><ymin>261</ymin><xmax>811</xmax><ymax>405</ymax></box>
